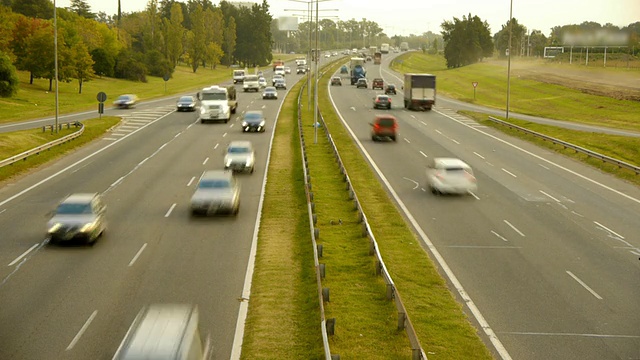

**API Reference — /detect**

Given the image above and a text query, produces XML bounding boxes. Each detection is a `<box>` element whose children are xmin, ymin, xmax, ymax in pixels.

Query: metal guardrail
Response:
<box><xmin>297</xmin><ymin>64</ymin><xmax>427</xmax><ymax>358</ymax></box>
<box><xmin>487</xmin><ymin>116</ymin><xmax>640</xmax><ymax>175</ymax></box>
<box><xmin>0</xmin><ymin>122</ymin><xmax>84</xmax><ymax>169</ymax></box>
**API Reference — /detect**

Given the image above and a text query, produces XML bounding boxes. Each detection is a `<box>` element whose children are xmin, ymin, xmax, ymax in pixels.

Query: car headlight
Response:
<box><xmin>246</xmin><ymin>157</ymin><xmax>254</xmax><ymax>166</ymax></box>
<box><xmin>48</xmin><ymin>223</ymin><xmax>62</xmax><ymax>233</ymax></box>
<box><xmin>200</xmin><ymin>107</ymin><xmax>206</xmax><ymax>114</ymax></box>
<box><xmin>80</xmin><ymin>222</ymin><xmax>97</xmax><ymax>233</ymax></box>
<box><xmin>259</xmin><ymin>120</ymin><xmax>265</xmax><ymax>127</ymax></box>
<box><xmin>225</xmin><ymin>158</ymin><xmax>232</xmax><ymax>167</ymax></box>
<box><xmin>241</xmin><ymin>121</ymin><xmax>248</xmax><ymax>127</ymax></box>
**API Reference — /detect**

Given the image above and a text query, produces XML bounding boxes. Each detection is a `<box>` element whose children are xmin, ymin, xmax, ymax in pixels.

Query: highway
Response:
<box><xmin>0</xmin><ymin>64</ymin><xmax>305</xmax><ymax>359</ymax></box>
<box><xmin>328</xmin><ymin>52</ymin><xmax>640</xmax><ymax>359</ymax></box>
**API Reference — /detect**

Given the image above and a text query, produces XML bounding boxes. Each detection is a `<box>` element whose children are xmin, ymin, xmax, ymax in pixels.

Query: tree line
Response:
<box><xmin>0</xmin><ymin>0</ymin><xmax>274</xmax><ymax>97</ymax></box>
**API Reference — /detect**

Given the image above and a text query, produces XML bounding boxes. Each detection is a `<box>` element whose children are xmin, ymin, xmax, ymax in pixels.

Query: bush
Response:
<box><xmin>145</xmin><ymin>50</ymin><xmax>174</xmax><ymax>78</ymax></box>
<box><xmin>0</xmin><ymin>51</ymin><xmax>19</xmax><ymax>97</ymax></box>
<box><xmin>114</xmin><ymin>50</ymin><xmax>147</xmax><ymax>82</ymax></box>
<box><xmin>91</xmin><ymin>48</ymin><xmax>115</xmax><ymax>77</ymax></box>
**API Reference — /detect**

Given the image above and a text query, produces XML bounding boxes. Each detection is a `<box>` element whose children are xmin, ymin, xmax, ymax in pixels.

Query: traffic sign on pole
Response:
<box><xmin>472</xmin><ymin>82</ymin><xmax>478</xmax><ymax>100</ymax></box>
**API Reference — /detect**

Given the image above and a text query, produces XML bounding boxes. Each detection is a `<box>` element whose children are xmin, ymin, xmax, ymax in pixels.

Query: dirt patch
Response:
<box><xmin>490</xmin><ymin>59</ymin><xmax>640</xmax><ymax>101</ymax></box>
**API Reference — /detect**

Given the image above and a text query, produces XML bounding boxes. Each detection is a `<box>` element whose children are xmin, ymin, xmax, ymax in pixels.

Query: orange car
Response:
<box><xmin>370</xmin><ymin>115</ymin><xmax>398</xmax><ymax>142</ymax></box>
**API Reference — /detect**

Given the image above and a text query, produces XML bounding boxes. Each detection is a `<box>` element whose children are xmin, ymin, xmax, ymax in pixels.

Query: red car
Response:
<box><xmin>370</xmin><ymin>115</ymin><xmax>398</xmax><ymax>142</ymax></box>
<box><xmin>372</xmin><ymin>78</ymin><xmax>384</xmax><ymax>90</ymax></box>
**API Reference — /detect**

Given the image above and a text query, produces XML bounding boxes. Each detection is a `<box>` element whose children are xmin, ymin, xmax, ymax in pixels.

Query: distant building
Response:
<box><xmin>228</xmin><ymin>2</ymin><xmax>255</xmax><ymax>9</ymax></box>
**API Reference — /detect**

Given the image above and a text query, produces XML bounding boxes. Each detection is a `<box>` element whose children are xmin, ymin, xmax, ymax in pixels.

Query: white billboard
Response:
<box><xmin>278</xmin><ymin>16</ymin><xmax>299</xmax><ymax>31</ymax></box>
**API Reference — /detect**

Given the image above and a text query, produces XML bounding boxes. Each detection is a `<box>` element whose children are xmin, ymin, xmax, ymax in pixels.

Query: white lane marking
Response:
<box><xmin>571</xmin><ymin>211</ymin><xmax>584</xmax><ymax>217</ymax></box>
<box><xmin>402</xmin><ymin>177</ymin><xmax>419</xmax><ymax>190</ymax></box>
<box><xmin>631</xmin><ymin>251</ymin><xmax>640</xmax><ymax>256</ymax></box>
<box><xmin>491</xmin><ymin>230</ymin><xmax>509</xmax><ymax>242</ymax></box>
<box><xmin>187</xmin><ymin>176</ymin><xmax>196</xmax><ymax>187</ymax></box>
<box><xmin>114</xmin><ymin>129</ymin><xmax>132</xmax><ymax>133</ymax></box>
<box><xmin>164</xmin><ymin>203</ymin><xmax>177</xmax><ymax>218</ymax></box>
<box><xmin>410</xmin><ymin>115</ymin><xmax>416</xmax><ymax>119</ymax></box>
<box><xmin>187</xmin><ymin>124</ymin><xmax>193</xmax><ymax>129</ymax></box>
<box><xmin>110</xmin><ymin>176</ymin><xmax>125</xmax><ymax>188</ymax></box>
<box><xmin>499</xmin><ymin>331</ymin><xmax>639</xmax><ymax>338</ymax></box>
<box><xmin>403</xmin><ymin>138</ymin><xmax>410</xmax><ymax>144</ymax></box>
<box><xmin>469</xmin><ymin>191</ymin><xmax>480</xmax><ymax>200</ymax></box>
<box><xmin>328</xmin><ymin>83</ymin><xmax>513</xmax><ymax>360</ymax></box>
<box><xmin>203</xmin><ymin>157</ymin><xmax>209</xmax><ymax>165</ymax></box>
<box><xmin>261</xmin><ymin>105</ymin><xmax>266</xmax><ymax>109</ymax></box>
<box><xmin>138</xmin><ymin>158</ymin><xmax>148</xmax><ymax>166</ymax></box>
<box><xmin>66</xmin><ymin>310</ymin><xmax>98</xmax><ymax>350</ymax></box>
<box><xmin>473</xmin><ymin>152</ymin><xmax>485</xmax><ymax>159</ymax></box>
<box><xmin>420</xmin><ymin>120</ymin><xmax>426</xmax><ymax>126</ymax></box>
<box><xmin>501</xmin><ymin>168</ymin><xmax>517</xmax><ymax>178</ymax></box>
<box><xmin>110</xmin><ymin>133</ymin><xmax>127</xmax><ymax>137</ymax></box>
<box><xmin>538</xmin><ymin>164</ymin><xmax>550</xmax><ymax>170</ymax></box>
<box><xmin>128</xmin><ymin>243</ymin><xmax>148</xmax><ymax>267</ymax></box>
<box><xmin>0</xmin><ymin>209</ymin><xmax>5</xmax><ymax>215</ymax></box>
<box><xmin>350</xmin><ymin>106</ymin><xmax>356</xmax><ymax>111</ymax></box>
<box><xmin>223</xmin><ymin>132</ymin><xmax>227</xmax><ymax>137</ymax></box>
<box><xmin>8</xmin><ymin>243</ymin><xmax>39</xmax><ymax>266</ymax></box>
<box><xmin>539</xmin><ymin>190</ymin><xmax>560</xmax><ymax>202</ymax></box>
<box><xmin>174</xmin><ymin>132</ymin><xmax>181</xmax><ymax>138</ymax></box>
<box><xmin>566</xmin><ymin>271</ymin><xmax>603</xmax><ymax>300</ymax></box>
<box><xmin>214</xmin><ymin>143</ymin><xmax>219</xmax><ymax>150</ymax></box>
<box><xmin>419</xmin><ymin>151</ymin><xmax>428</xmax><ymax>158</ymax></box>
<box><xmin>503</xmin><ymin>220</ymin><xmax>525</xmax><ymax>237</ymax></box>
<box><xmin>593</xmin><ymin>221</ymin><xmax>625</xmax><ymax>239</ymax></box>
<box><xmin>103</xmin><ymin>138</ymin><xmax>118</xmax><ymax>141</ymax></box>
<box><xmin>451</xmin><ymin>138</ymin><xmax>460</xmax><ymax>144</ymax></box>
<box><xmin>447</xmin><ymin>245</ymin><xmax>522</xmax><ymax>249</ymax></box>
<box><xmin>435</xmin><ymin>129</ymin><xmax>442</xmax><ymax>134</ymax></box>
<box><xmin>230</xmin><ymin>123</ymin><xmax>235</xmax><ymax>128</ymax></box>
<box><xmin>71</xmin><ymin>162</ymin><xmax>92</xmax><ymax>173</ymax></box>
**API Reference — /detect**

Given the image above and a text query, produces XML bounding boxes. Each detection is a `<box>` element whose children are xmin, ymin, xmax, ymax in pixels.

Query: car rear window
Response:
<box><xmin>378</xmin><ymin>118</ymin><xmax>395</xmax><ymax>127</ymax></box>
<box><xmin>57</xmin><ymin>203</ymin><xmax>92</xmax><ymax>214</ymax></box>
<box><xmin>199</xmin><ymin>180</ymin><xmax>230</xmax><ymax>189</ymax></box>
<box><xmin>228</xmin><ymin>147</ymin><xmax>250</xmax><ymax>153</ymax></box>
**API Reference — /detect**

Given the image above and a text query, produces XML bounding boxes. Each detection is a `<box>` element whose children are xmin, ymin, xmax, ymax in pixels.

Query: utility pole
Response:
<box><xmin>506</xmin><ymin>0</ymin><xmax>513</xmax><ymax>121</ymax></box>
<box><xmin>54</xmin><ymin>0</ymin><xmax>59</xmax><ymax>133</ymax></box>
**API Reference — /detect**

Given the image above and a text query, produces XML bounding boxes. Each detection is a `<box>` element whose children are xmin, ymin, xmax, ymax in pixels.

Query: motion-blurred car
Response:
<box><xmin>426</xmin><ymin>158</ymin><xmax>477</xmax><ymax>195</ymax></box>
<box><xmin>224</xmin><ymin>141</ymin><xmax>255</xmax><ymax>173</ymax></box>
<box><xmin>356</xmin><ymin>78</ymin><xmax>368</xmax><ymax>89</ymax></box>
<box><xmin>373</xmin><ymin>94</ymin><xmax>391</xmax><ymax>109</ymax></box>
<box><xmin>340</xmin><ymin>65</ymin><xmax>349</xmax><ymax>74</ymax></box>
<box><xmin>258</xmin><ymin>77</ymin><xmax>267</xmax><ymax>88</ymax></box>
<box><xmin>262</xmin><ymin>86</ymin><xmax>278</xmax><ymax>100</ymax></box>
<box><xmin>366</xmin><ymin>55</ymin><xmax>372</xmax><ymax>62</ymax></box>
<box><xmin>176</xmin><ymin>95</ymin><xmax>196</xmax><ymax>112</ymax></box>
<box><xmin>241</xmin><ymin>110</ymin><xmax>266</xmax><ymax>132</ymax></box>
<box><xmin>384</xmin><ymin>84</ymin><xmax>397</xmax><ymax>95</ymax></box>
<box><xmin>274</xmin><ymin>78</ymin><xmax>287</xmax><ymax>90</ymax></box>
<box><xmin>370</xmin><ymin>115</ymin><xmax>398</xmax><ymax>142</ymax></box>
<box><xmin>296</xmin><ymin>66</ymin><xmax>307</xmax><ymax>74</ymax></box>
<box><xmin>330</xmin><ymin>77</ymin><xmax>342</xmax><ymax>86</ymax></box>
<box><xmin>47</xmin><ymin>193</ymin><xmax>106</xmax><ymax>245</ymax></box>
<box><xmin>113</xmin><ymin>94</ymin><xmax>138</xmax><ymax>109</ymax></box>
<box><xmin>284</xmin><ymin>66</ymin><xmax>291</xmax><ymax>74</ymax></box>
<box><xmin>372</xmin><ymin>78</ymin><xmax>384</xmax><ymax>90</ymax></box>
<box><xmin>272</xmin><ymin>74</ymin><xmax>284</xmax><ymax>86</ymax></box>
<box><xmin>190</xmin><ymin>170</ymin><xmax>240</xmax><ymax>216</ymax></box>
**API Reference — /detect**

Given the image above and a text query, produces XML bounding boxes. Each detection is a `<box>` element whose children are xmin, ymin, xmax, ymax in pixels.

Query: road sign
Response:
<box><xmin>163</xmin><ymin>73</ymin><xmax>170</xmax><ymax>81</ymax></box>
<box><xmin>96</xmin><ymin>91</ymin><xmax>107</xmax><ymax>103</ymax></box>
<box><xmin>472</xmin><ymin>82</ymin><xmax>478</xmax><ymax>88</ymax></box>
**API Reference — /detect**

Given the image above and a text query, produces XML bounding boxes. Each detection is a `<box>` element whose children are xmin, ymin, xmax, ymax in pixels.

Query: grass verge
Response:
<box><xmin>0</xmin><ymin>116</ymin><xmax>120</xmax><ymax>183</ymax></box>
<box><xmin>318</xmin><ymin>62</ymin><xmax>495</xmax><ymax>358</ymax></box>
<box><xmin>240</xmin><ymin>75</ymin><xmax>323</xmax><ymax>359</ymax></box>
<box><xmin>390</xmin><ymin>52</ymin><xmax>640</xmax><ymax>132</ymax></box>
<box><xmin>460</xmin><ymin>110</ymin><xmax>640</xmax><ymax>187</ymax></box>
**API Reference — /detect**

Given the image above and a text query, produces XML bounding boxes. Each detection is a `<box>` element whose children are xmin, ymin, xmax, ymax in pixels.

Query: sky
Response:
<box><xmin>55</xmin><ymin>0</ymin><xmax>640</xmax><ymax>37</ymax></box>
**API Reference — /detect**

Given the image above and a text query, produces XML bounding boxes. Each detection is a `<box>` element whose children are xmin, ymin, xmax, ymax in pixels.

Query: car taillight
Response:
<box><xmin>375</xmin><ymin>99</ymin><xmax>380</xmax><ymax>103</ymax></box>
<box><xmin>465</xmin><ymin>171</ymin><xmax>477</xmax><ymax>182</ymax></box>
<box><xmin>373</xmin><ymin>123</ymin><xmax>380</xmax><ymax>130</ymax></box>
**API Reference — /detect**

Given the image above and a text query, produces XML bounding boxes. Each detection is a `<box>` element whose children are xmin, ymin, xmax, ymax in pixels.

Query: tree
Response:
<box><xmin>114</xmin><ymin>49</ymin><xmax>147</xmax><ymax>82</ymax></box>
<box><xmin>69</xmin><ymin>0</ymin><xmax>95</xmax><ymax>20</ymax></box>
<box><xmin>90</xmin><ymin>48</ymin><xmax>115</xmax><ymax>77</ymax></box>
<box><xmin>145</xmin><ymin>49</ymin><xmax>172</xmax><ymax>76</ymax></box>
<box><xmin>441</xmin><ymin>14</ymin><xmax>493</xmax><ymax>68</ymax></box>
<box><xmin>163</xmin><ymin>2</ymin><xmax>185</xmax><ymax>66</ymax></box>
<box><xmin>68</xmin><ymin>42</ymin><xmax>94</xmax><ymax>93</ymax></box>
<box><xmin>12</xmin><ymin>0</ymin><xmax>54</xmax><ymax>20</ymax></box>
<box><xmin>223</xmin><ymin>16</ymin><xmax>236</xmax><ymax>66</ymax></box>
<box><xmin>0</xmin><ymin>51</ymin><xmax>19</xmax><ymax>97</ymax></box>
<box><xmin>185</xmin><ymin>3</ymin><xmax>205</xmax><ymax>72</ymax></box>
<box><xmin>494</xmin><ymin>18</ymin><xmax>527</xmax><ymax>58</ymax></box>
<box><xmin>204</xmin><ymin>41</ymin><xmax>223</xmax><ymax>69</ymax></box>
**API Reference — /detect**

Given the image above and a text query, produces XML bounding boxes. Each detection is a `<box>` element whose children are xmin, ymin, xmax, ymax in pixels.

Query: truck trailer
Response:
<box><xmin>403</xmin><ymin>73</ymin><xmax>436</xmax><ymax>111</ymax></box>
<box><xmin>373</xmin><ymin>52</ymin><xmax>382</xmax><ymax>65</ymax></box>
<box><xmin>349</xmin><ymin>57</ymin><xmax>366</xmax><ymax>85</ymax></box>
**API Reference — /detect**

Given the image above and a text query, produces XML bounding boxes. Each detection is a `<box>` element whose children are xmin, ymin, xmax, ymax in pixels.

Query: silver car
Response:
<box><xmin>426</xmin><ymin>158</ymin><xmax>478</xmax><ymax>195</ymax></box>
<box><xmin>224</xmin><ymin>141</ymin><xmax>255</xmax><ymax>173</ymax></box>
<box><xmin>190</xmin><ymin>170</ymin><xmax>240</xmax><ymax>216</ymax></box>
<box><xmin>47</xmin><ymin>193</ymin><xmax>106</xmax><ymax>244</ymax></box>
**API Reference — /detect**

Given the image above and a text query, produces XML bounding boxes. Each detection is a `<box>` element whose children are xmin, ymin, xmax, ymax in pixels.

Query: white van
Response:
<box><xmin>243</xmin><ymin>75</ymin><xmax>260</xmax><ymax>92</ymax></box>
<box><xmin>232</xmin><ymin>69</ymin><xmax>245</xmax><ymax>84</ymax></box>
<box><xmin>274</xmin><ymin>65</ymin><xmax>285</xmax><ymax>76</ymax></box>
<box><xmin>112</xmin><ymin>304</ymin><xmax>205</xmax><ymax>360</ymax></box>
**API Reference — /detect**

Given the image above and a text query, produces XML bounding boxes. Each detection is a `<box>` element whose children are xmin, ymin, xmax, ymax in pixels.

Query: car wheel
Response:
<box><xmin>225</xmin><ymin>119</ymin><xmax>229</xmax><ymax>123</ymax></box>
<box><xmin>431</xmin><ymin>186</ymin><xmax>438</xmax><ymax>195</ymax></box>
<box><xmin>371</xmin><ymin>135</ymin><xmax>377</xmax><ymax>141</ymax></box>
<box><xmin>392</xmin><ymin>136</ymin><xmax>397</xmax><ymax>142</ymax></box>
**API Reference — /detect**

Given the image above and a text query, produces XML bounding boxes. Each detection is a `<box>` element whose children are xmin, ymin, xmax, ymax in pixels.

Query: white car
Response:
<box><xmin>426</xmin><ymin>158</ymin><xmax>477</xmax><ymax>195</ymax></box>
<box><xmin>284</xmin><ymin>66</ymin><xmax>291</xmax><ymax>74</ymax></box>
<box><xmin>258</xmin><ymin>77</ymin><xmax>267</xmax><ymax>88</ymax></box>
<box><xmin>224</xmin><ymin>141</ymin><xmax>255</xmax><ymax>173</ymax></box>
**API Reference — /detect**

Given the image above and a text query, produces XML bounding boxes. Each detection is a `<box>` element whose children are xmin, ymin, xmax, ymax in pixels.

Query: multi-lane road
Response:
<box><xmin>0</xmin><ymin>64</ymin><xmax>306</xmax><ymax>359</ymax></box>
<box><xmin>328</xmin><ymin>52</ymin><xmax>640</xmax><ymax>359</ymax></box>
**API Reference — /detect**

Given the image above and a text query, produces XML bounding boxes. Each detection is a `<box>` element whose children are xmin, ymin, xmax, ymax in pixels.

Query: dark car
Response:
<box><xmin>241</xmin><ymin>110</ymin><xmax>266</xmax><ymax>132</ymax></box>
<box><xmin>262</xmin><ymin>86</ymin><xmax>278</xmax><ymax>100</ymax></box>
<box><xmin>370</xmin><ymin>115</ymin><xmax>398</xmax><ymax>142</ymax></box>
<box><xmin>113</xmin><ymin>94</ymin><xmax>138</xmax><ymax>109</ymax></box>
<box><xmin>372</xmin><ymin>78</ymin><xmax>384</xmax><ymax>90</ymax></box>
<box><xmin>340</xmin><ymin>65</ymin><xmax>349</xmax><ymax>74</ymax></box>
<box><xmin>176</xmin><ymin>96</ymin><xmax>197</xmax><ymax>112</ymax></box>
<box><xmin>384</xmin><ymin>84</ymin><xmax>397</xmax><ymax>95</ymax></box>
<box><xmin>330</xmin><ymin>77</ymin><xmax>342</xmax><ymax>86</ymax></box>
<box><xmin>373</xmin><ymin>94</ymin><xmax>392</xmax><ymax>109</ymax></box>
<box><xmin>356</xmin><ymin>78</ymin><xmax>368</xmax><ymax>89</ymax></box>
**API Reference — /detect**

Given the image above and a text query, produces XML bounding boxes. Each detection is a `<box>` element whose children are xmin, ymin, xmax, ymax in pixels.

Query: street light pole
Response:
<box><xmin>314</xmin><ymin>0</ymin><xmax>319</xmax><ymax>144</ymax></box>
<box><xmin>506</xmin><ymin>0</ymin><xmax>513</xmax><ymax>121</ymax></box>
<box><xmin>54</xmin><ymin>0</ymin><xmax>59</xmax><ymax>133</ymax></box>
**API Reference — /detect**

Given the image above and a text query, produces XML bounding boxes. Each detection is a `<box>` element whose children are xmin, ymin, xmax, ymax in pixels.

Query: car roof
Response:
<box><xmin>62</xmin><ymin>193</ymin><xmax>98</xmax><ymax>204</ymax></box>
<box><xmin>357</xmin><ymin>78</ymin><xmax>367</xmax><ymax>81</ymax></box>
<box><xmin>433</xmin><ymin>157</ymin><xmax>472</xmax><ymax>168</ymax></box>
<box><xmin>245</xmin><ymin>110</ymin><xmax>264</xmax><ymax>116</ymax></box>
<box><xmin>264</xmin><ymin>86</ymin><xmax>276</xmax><ymax>91</ymax></box>
<box><xmin>228</xmin><ymin>140</ymin><xmax>253</xmax><ymax>148</ymax></box>
<box><xmin>200</xmin><ymin>170</ymin><xmax>233</xmax><ymax>181</ymax></box>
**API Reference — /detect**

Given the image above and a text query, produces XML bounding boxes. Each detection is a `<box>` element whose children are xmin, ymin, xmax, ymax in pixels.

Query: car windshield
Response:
<box><xmin>117</xmin><ymin>95</ymin><xmax>130</xmax><ymax>101</ymax></box>
<box><xmin>56</xmin><ymin>203</ymin><xmax>92</xmax><ymax>215</ymax></box>
<box><xmin>204</xmin><ymin>104</ymin><xmax>221</xmax><ymax>110</ymax></box>
<box><xmin>228</xmin><ymin>146</ymin><xmax>250</xmax><ymax>154</ymax></box>
<box><xmin>179</xmin><ymin>96</ymin><xmax>193</xmax><ymax>102</ymax></box>
<box><xmin>201</xmin><ymin>92</ymin><xmax>226</xmax><ymax>101</ymax></box>
<box><xmin>199</xmin><ymin>180</ymin><xmax>230</xmax><ymax>189</ymax></box>
<box><xmin>245</xmin><ymin>113</ymin><xmax>262</xmax><ymax>120</ymax></box>
<box><xmin>377</xmin><ymin>96</ymin><xmax>389</xmax><ymax>101</ymax></box>
<box><xmin>378</xmin><ymin>118</ymin><xmax>396</xmax><ymax>127</ymax></box>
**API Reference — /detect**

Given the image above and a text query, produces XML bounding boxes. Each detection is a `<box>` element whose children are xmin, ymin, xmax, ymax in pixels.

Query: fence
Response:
<box><xmin>487</xmin><ymin>116</ymin><xmax>640</xmax><ymax>175</ymax></box>
<box><xmin>0</xmin><ymin>122</ymin><xmax>84</xmax><ymax>169</ymax></box>
<box><xmin>298</xmin><ymin>75</ymin><xmax>428</xmax><ymax>359</ymax></box>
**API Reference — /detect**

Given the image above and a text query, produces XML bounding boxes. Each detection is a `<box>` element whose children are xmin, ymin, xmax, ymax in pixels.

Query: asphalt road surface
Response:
<box><xmin>327</xmin><ymin>52</ymin><xmax>640</xmax><ymax>359</ymax></box>
<box><xmin>0</xmin><ymin>63</ymin><xmax>307</xmax><ymax>359</ymax></box>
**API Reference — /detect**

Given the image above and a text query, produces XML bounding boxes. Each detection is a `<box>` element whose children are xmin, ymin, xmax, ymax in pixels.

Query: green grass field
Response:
<box><xmin>390</xmin><ymin>53</ymin><xmax>640</xmax><ymax>131</ymax></box>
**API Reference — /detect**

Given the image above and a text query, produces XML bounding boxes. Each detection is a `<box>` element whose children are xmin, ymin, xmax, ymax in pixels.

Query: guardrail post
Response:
<box><xmin>317</xmin><ymin>244</ymin><xmax>323</xmax><ymax>257</ymax></box>
<box><xmin>411</xmin><ymin>349</ymin><xmax>422</xmax><ymax>360</ymax></box>
<box><xmin>397</xmin><ymin>311</ymin><xmax>406</xmax><ymax>331</ymax></box>
<box><xmin>319</xmin><ymin>263</ymin><xmax>326</xmax><ymax>278</ymax></box>
<box><xmin>326</xmin><ymin>318</ymin><xmax>336</xmax><ymax>335</ymax></box>
<box><xmin>371</xmin><ymin>241</ymin><xmax>377</xmax><ymax>257</ymax></box>
<box><xmin>314</xmin><ymin>227</ymin><xmax>319</xmax><ymax>239</ymax></box>
<box><xmin>361</xmin><ymin>223</ymin><xmax>368</xmax><ymax>237</ymax></box>
<box><xmin>331</xmin><ymin>354</ymin><xmax>340</xmax><ymax>360</ymax></box>
<box><xmin>322</xmin><ymin>287</ymin><xmax>330</xmax><ymax>302</ymax></box>
<box><xmin>387</xmin><ymin>283</ymin><xmax>394</xmax><ymax>300</ymax></box>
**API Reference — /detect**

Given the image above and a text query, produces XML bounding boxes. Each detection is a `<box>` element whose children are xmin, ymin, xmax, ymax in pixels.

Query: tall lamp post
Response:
<box><xmin>53</xmin><ymin>0</ymin><xmax>59</xmax><ymax>133</ymax></box>
<box><xmin>506</xmin><ymin>0</ymin><xmax>513</xmax><ymax>120</ymax></box>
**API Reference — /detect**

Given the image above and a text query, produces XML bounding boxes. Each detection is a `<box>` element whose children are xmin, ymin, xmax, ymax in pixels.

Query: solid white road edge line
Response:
<box><xmin>503</xmin><ymin>220</ymin><xmax>525</xmax><ymax>237</ymax></box>
<box><xmin>328</xmin><ymin>75</ymin><xmax>514</xmax><ymax>360</ymax></box>
<box><xmin>66</xmin><ymin>310</ymin><xmax>98</xmax><ymax>350</ymax></box>
<box><xmin>8</xmin><ymin>243</ymin><xmax>39</xmax><ymax>266</ymax></box>
<box><xmin>566</xmin><ymin>271</ymin><xmax>603</xmax><ymax>300</ymax></box>
<box><xmin>128</xmin><ymin>243</ymin><xmax>148</xmax><ymax>267</ymax></box>
<box><xmin>593</xmin><ymin>221</ymin><xmax>625</xmax><ymax>239</ymax></box>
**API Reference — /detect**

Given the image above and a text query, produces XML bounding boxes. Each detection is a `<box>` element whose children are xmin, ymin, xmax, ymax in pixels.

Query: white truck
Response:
<box><xmin>232</xmin><ymin>69</ymin><xmax>245</xmax><ymax>84</ymax></box>
<box><xmin>197</xmin><ymin>86</ymin><xmax>237</xmax><ymax>123</ymax></box>
<box><xmin>400</xmin><ymin>42</ymin><xmax>409</xmax><ymax>51</ymax></box>
<box><xmin>243</xmin><ymin>74</ymin><xmax>260</xmax><ymax>92</ymax></box>
<box><xmin>403</xmin><ymin>73</ymin><xmax>436</xmax><ymax>111</ymax></box>
<box><xmin>380</xmin><ymin>43</ymin><xmax>390</xmax><ymax>54</ymax></box>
